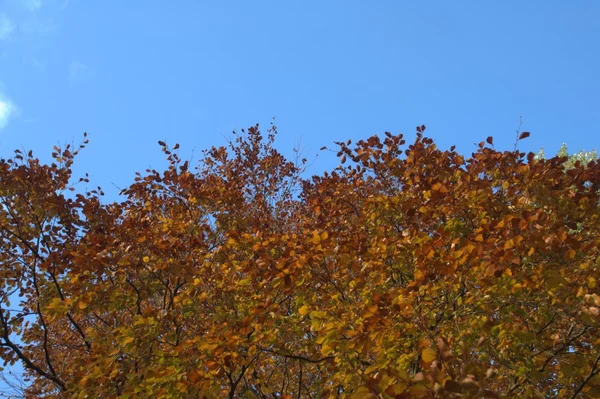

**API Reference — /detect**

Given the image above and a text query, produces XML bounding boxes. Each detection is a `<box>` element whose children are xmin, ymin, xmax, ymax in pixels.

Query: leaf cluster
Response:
<box><xmin>0</xmin><ymin>126</ymin><xmax>599</xmax><ymax>398</ymax></box>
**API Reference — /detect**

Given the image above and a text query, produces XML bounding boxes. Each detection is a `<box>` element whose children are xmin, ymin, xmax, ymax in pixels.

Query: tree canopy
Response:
<box><xmin>0</xmin><ymin>125</ymin><xmax>599</xmax><ymax>398</ymax></box>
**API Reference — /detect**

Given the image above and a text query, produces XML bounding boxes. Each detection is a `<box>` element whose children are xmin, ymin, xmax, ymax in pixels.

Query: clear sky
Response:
<box><xmin>1</xmin><ymin>0</ymin><xmax>600</xmax><ymax>198</ymax></box>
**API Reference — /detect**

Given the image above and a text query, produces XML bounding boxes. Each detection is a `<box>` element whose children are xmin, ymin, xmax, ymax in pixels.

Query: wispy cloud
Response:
<box><xmin>69</xmin><ymin>61</ymin><xmax>90</xmax><ymax>83</ymax></box>
<box><xmin>0</xmin><ymin>14</ymin><xmax>15</xmax><ymax>40</ymax></box>
<box><xmin>22</xmin><ymin>0</ymin><xmax>43</xmax><ymax>12</ymax></box>
<box><xmin>19</xmin><ymin>13</ymin><xmax>56</xmax><ymax>36</ymax></box>
<box><xmin>4</xmin><ymin>0</ymin><xmax>54</xmax><ymax>38</ymax></box>
<box><xmin>0</xmin><ymin>96</ymin><xmax>15</xmax><ymax>129</ymax></box>
<box><xmin>28</xmin><ymin>56</ymin><xmax>44</xmax><ymax>71</ymax></box>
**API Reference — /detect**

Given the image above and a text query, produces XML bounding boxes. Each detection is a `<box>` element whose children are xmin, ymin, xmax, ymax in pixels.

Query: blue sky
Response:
<box><xmin>1</xmin><ymin>0</ymin><xmax>599</xmax><ymax>200</ymax></box>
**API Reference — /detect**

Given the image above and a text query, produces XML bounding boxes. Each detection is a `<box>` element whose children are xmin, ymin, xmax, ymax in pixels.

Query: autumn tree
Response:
<box><xmin>0</xmin><ymin>125</ymin><xmax>599</xmax><ymax>398</ymax></box>
<box><xmin>536</xmin><ymin>143</ymin><xmax>598</xmax><ymax>170</ymax></box>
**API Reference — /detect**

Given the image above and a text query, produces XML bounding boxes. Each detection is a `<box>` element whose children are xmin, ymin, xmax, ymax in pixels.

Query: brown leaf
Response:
<box><xmin>518</xmin><ymin>131</ymin><xmax>530</xmax><ymax>139</ymax></box>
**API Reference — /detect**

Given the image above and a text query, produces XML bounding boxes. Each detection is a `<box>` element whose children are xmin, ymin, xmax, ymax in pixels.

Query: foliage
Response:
<box><xmin>536</xmin><ymin>143</ymin><xmax>598</xmax><ymax>170</ymax></box>
<box><xmin>0</xmin><ymin>125</ymin><xmax>599</xmax><ymax>398</ymax></box>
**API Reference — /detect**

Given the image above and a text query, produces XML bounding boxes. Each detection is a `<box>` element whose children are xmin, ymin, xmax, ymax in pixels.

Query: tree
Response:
<box><xmin>0</xmin><ymin>125</ymin><xmax>599</xmax><ymax>398</ymax></box>
<box><xmin>536</xmin><ymin>143</ymin><xmax>598</xmax><ymax>170</ymax></box>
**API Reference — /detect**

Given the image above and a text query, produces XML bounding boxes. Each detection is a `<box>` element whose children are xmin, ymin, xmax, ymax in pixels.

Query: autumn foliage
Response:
<box><xmin>0</xmin><ymin>125</ymin><xmax>599</xmax><ymax>398</ymax></box>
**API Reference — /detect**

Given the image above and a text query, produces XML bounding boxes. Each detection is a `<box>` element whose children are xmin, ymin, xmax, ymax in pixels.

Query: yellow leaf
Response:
<box><xmin>464</xmin><ymin>243</ymin><xmax>475</xmax><ymax>254</ymax></box>
<box><xmin>421</xmin><ymin>347</ymin><xmax>437</xmax><ymax>362</ymax></box>
<box><xmin>321</xmin><ymin>344</ymin><xmax>334</xmax><ymax>356</ymax></box>
<box><xmin>143</xmin><ymin>256</ymin><xmax>150</xmax><ymax>263</ymax></box>
<box><xmin>367</xmin><ymin>304</ymin><xmax>378</xmax><ymax>314</ymax></box>
<box><xmin>310</xmin><ymin>311</ymin><xmax>327</xmax><ymax>319</ymax></box>
<box><xmin>512</xmin><ymin>283</ymin><xmax>524</xmax><ymax>292</ymax></box>
<box><xmin>385</xmin><ymin>382</ymin><xmax>408</xmax><ymax>396</ymax></box>
<box><xmin>426</xmin><ymin>249</ymin><xmax>435</xmax><ymax>259</ymax></box>
<box><xmin>47</xmin><ymin>297</ymin><xmax>62</xmax><ymax>310</ymax></box>
<box><xmin>238</xmin><ymin>278</ymin><xmax>251</xmax><ymax>286</ymax></box>
<box><xmin>408</xmin><ymin>384</ymin><xmax>428</xmax><ymax>394</ymax></box>
<box><xmin>414</xmin><ymin>269</ymin><xmax>425</xmax><ymax>281</ymax></box>
<box><xmin>364</xmin><ymin>364</ymin><xmax>379</xmax><ymax>375</ymax></box>
<box><xmin>298</xmin><ymin>305</ymin><xmax>310</xmax><ymax>315</ymax></box>
<box><xmin>312</xmin><ymin>231</ymin><xmax>321</xmax><ymax>244</ymax></box>
<box><xmin>350</xmin><ymin>387</ymin><xmax>377</xmax><ymax>399</ymax></box>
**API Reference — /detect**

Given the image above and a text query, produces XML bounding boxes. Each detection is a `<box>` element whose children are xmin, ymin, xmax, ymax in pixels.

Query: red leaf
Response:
<box><xmin>518</xmin><ymin>132</ymin><xmax>530</xmax><ymax>140</ymax></box>
<box><xmin>486</xmin><ymin>136</ymin><xmax>493</xmax><ymax>145</ymax></box>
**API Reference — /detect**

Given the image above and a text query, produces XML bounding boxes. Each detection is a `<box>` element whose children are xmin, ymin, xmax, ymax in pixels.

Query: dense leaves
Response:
<box><xmin>0</xmin><ymin>125</ymin><xmax>599</xmax><ymax>398</ymax></box>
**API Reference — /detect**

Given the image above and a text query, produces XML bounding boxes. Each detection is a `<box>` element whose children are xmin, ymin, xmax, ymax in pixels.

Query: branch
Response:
<box><xmin>297</xmin><ymin>359</ymin><xmax>303</xmax><ymax>399</ymax></box>
<box><xmin>47</xmin><ymin>270</ymin><xmax>92</xmax><ymax>351</ymax></box>
<box><xmin>538</xmin><ymin>326</ymin><xmax>590</xmax><ymax>372</ymax></box>
<box><xmin>259</xmin><ymin>347</ymin><xmax>334</xmax><ymax>364</ymax></box>
<box><xmin>0</xmin><ymin>220</ymin><xmax>91</xmax><ymax>352</ymax></box>
<box><xmin>571</xmin><ymin>353</ymin><xmax>600</xmax><ymax>399</ymax></box>
<box><xmin>30</xmin><ymin>261</ymin><xmax>58</xmax><ymax>379</ymax></box>
<box><xmin>536</xmin><ymin>312</ymin><xmax>556</xmax><ymax>335</ymax></box>
<box><xmin>227</xmin><ymin>353</ymin><xmax>260</xmax><ymax>399</ymax></box>
<box><xmin>0</xmin><ymin>308</ymin><xmax>66</xmax><ymax>391</ymax></box>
